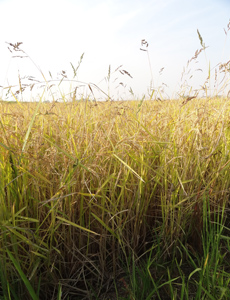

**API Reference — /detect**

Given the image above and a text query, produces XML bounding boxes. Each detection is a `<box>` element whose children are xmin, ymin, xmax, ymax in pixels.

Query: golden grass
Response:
<box><xmin>1</xmin><ymin>97</ymin><xmax>230</xmax><ymax>298</ymax></box>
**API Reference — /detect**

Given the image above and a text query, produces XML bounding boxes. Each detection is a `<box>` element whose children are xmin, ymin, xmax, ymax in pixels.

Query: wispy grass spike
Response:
<box><xmin>197</xmin><ymin>29</ymin><xmax>206</xmax><ymax>49</ymax></box>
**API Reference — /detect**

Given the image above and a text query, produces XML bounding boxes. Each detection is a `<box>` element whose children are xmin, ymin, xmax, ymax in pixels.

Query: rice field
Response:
<box><xmin>1</xmin><ymin>96</ymin><xmax>230</xmax><ymax>299</ymax></box>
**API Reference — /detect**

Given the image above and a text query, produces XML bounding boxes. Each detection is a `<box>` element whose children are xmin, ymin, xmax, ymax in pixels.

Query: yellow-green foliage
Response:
<box><xmin>0</xmin><ymin>98</ymin><xmax>230</xmax><ymax>297</ymax></box>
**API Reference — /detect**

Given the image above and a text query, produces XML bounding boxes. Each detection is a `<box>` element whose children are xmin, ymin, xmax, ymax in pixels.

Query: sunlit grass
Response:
<box><xmin>1</xmin><ymin>97</ymin><xmax>230</xmax><ymax>299</ymax></box>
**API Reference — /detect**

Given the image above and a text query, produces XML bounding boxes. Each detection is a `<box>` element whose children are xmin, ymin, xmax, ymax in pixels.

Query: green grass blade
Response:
<box><xmin>91</xmin><ymin>212</ymin><xmax>118</xmax><ymax>239</ymax></box>
<box><xmin>57</xmin><ymin>216</ymin><xmax>99</xmax><ymax>235</ymax></box>
<box><xmin>6</xmin><ymin>249</ymin><xmax>39</xmax><ymax>300</ymax></box>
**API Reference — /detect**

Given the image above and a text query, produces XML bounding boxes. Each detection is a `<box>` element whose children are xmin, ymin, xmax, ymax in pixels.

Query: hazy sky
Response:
<box><xmin>0</xmin><ymin>0</ymin><xmax>229</xmax><ymax>101</ymax></box>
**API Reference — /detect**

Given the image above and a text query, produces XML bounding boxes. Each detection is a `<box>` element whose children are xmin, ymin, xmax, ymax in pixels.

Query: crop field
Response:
<box><xmin>1</xmin><ymin>26</ymin><xmax>230</xmax><ymax>299</ymax></box>
<box><xmin>1</xmin><ymin>96</ymin><xmax>230</xmax><ymax>299</ymax></box>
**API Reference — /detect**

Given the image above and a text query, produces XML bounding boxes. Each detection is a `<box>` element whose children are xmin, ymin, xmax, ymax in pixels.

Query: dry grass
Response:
<box><xmin>1</xmin><ymin>97</ymin><xmax>230</xmax><ymax>299</ymax></box>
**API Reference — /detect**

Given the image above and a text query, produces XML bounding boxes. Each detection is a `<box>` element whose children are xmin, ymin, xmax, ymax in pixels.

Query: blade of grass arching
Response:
<box><xmin>6</xmin><ymin>249</ymin><xmax>39</xmax><ymax>300</ymax></box>
<box><xmin>91</xmin><ymin>213</ymin><xmax>119</xmax><ymax>239</ymax></box>
<box><xmin>56</xmin><ymin>216</ymin><xmax>99</xmax><ymax>235</ymax></box>
<box><xmin>6</xmin><ymin>226</ymin><xmax>48</xmax><ymax>253</ymax></box>
<box><xmin>178</xmin><ymin>239</ymin><xmax>198</xmax><ymax>269</ymax></box>
<box><xmin>19</xmin><ymin>90</ymin><xmax>45</xmax><ymax>165</ymax></box>
<box><xmin>188</xmin><ymin>268</ymin><xmax>202</xmax><ymax>282</ymax></box>
<box><xmin>113</xmin><ymin>154</ymin><xmax>145</xmax><ymax>183</ymax></box>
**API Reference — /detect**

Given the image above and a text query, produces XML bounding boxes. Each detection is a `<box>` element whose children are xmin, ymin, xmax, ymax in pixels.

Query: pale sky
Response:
<box><xmin>0</xmin><ymin>0</ymin><xmax>229</xmax><ymax>101</ymax></box>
